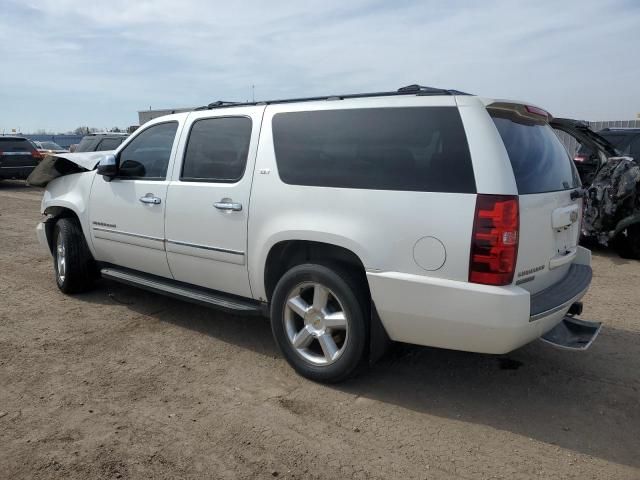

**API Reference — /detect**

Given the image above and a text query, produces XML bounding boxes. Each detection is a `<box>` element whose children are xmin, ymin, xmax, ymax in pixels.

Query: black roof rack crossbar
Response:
<box><xmin>194</xmin><ymin>84</ymin><xmax>472</xmax><ymax>110</ymax></box>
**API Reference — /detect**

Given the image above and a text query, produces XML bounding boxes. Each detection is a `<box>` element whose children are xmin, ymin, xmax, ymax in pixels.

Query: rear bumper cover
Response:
<box><xmin>529</xmin><ymin>264</ymin><xmax>592</xmax><ymax>321</ymax></box>
<box><xmin>367</xmin><ymin>246</ymin><xmax>592</xmax><ymax>355</ymax></box>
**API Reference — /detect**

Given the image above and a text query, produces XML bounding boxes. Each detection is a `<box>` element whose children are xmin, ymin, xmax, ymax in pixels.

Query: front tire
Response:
<box><xmin>613</xmin><ymin>224</ymin><xmax>640</xmax><ymax>260</ymax></box>
<box><xmin>270</xmin><ymin>263</ymin><xmax>368</xmax><ymax>383</ymax></box>
<box><xmin>52</xmin><ymin>218</ymin><xmax>96</xmax><ymax>293</ymax></box>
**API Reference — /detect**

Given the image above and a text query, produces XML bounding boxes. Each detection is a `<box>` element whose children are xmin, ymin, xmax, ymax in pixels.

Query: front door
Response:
<box><xmin>89</xmin><ymin>121</ymin><xmax>181</xmax><ymax>278</ymax></box>
<box><xmin>164</xmin><ymin>107</ymin><xmax>264</xmax><ymax>298</ymax></box>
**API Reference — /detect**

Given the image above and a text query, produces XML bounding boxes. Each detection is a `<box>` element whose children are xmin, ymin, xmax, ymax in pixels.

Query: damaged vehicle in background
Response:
<box><xmin>552</xmin><ymin>119</ymin><xmax>640</xmax><ymax>259</ymax></box>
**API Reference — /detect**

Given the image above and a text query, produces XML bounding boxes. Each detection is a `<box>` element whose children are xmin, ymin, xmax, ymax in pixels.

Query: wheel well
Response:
<box><xmin>43</xmin><ymin>207</ymin><xmax>80</xmax><ymax>253</ymax></box>
<box><xmin>264</xmin><ymin>240</ymin><xmax>368</xmax><ymax>301</ymax></box>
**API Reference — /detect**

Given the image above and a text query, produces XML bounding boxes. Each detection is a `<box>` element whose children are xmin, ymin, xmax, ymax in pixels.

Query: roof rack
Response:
<box><xmin>194</xmin><ymin>84</ymin><xmax>471</xmax><ymax>111</ymax></box>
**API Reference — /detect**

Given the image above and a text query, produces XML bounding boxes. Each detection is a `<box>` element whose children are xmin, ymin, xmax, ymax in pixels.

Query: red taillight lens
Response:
<box><xmin>524</xmin><ymin>105</ymin><xmax>550</xmax><ymax>120</ymax></box>
<box><xmin>31</xmin><ymin>149</ymin><xmax>43</xmax><ymax>161</ymax></box>
<box><xmin>469</xmin><ymin>194</ymin><xmax>519</xmax><ymax>286</ymax></box>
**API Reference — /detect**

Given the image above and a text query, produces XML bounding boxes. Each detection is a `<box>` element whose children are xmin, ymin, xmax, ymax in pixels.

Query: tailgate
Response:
<box><xmin>488</xmin><ymin>103</ymin><xmax>583</xmax><ymax>294</ymax></box>
<box><xmin>517</xmin><ymin>192</ymin><xmax>582</xmax><ymax>294</ymax></box>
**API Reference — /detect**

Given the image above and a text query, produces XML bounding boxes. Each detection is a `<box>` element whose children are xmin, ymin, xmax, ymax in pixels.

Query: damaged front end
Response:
<box><xmin>552</xmin><ymin>118</ymin><xmax>640</xmax><ymax>259</ymax></box>
<box><xmin>26</xmin><ymin>151</ymin><xmax>109</xmax><ymax>187</ymax></box>
<box><xmin>583</xmin><ymin>156</ymin><xmax>640</xmax><ymax>248</ymax></box>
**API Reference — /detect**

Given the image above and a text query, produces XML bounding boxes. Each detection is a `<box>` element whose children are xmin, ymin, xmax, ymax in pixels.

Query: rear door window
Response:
<box><xmin>272</xmin><ymin>107</ymin><xmax>475</xmax><ymax>193</ymax></box>
<box><xmin>181</xmin><ymin>117</ymin><xmax>252</xmax><ymax>182</ymax></box>
<box><xmin>490</xmin><ymin>110</ymin><xmax>580</xmax><ymax>194</ymax></box>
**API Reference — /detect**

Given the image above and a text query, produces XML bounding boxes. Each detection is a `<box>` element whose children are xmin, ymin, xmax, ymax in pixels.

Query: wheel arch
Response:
<box><xmin>42</xmin><ymin>206</ymin><xmax>83</xmax><ymax>254</ymax></box>
<box><xmin>263</xmin><ymin>239</ymin><xmax>369</xmax><ymax>302</ymax></box>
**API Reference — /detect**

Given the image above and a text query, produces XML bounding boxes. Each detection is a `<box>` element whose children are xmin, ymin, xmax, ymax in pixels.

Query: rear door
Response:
<box><xmin>164</xmin><ymin>107</ymin><xmax>264</xmax><ymax>298</ymax></box>
<box><xmin>489</xmin><ymin>105</ymin><xmax>582</xmax><ymax>294</ymax></box>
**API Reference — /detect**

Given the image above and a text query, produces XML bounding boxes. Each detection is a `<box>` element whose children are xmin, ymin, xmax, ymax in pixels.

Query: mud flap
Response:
<box><xmin>540</xmin><ymin>316</ymin><xmax>602</xmax><ymax>351</ymax></box>
<box><xmin>369</xmin><ymin>301</ymin><xmax>391</xmax><ymax>365</ymax></box>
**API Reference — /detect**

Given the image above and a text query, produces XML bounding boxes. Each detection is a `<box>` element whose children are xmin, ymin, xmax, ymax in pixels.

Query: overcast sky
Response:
<box><xmin>1</xmin><ymin>0</ymin><xmax>639</xmax><ymax>133</ymax></box>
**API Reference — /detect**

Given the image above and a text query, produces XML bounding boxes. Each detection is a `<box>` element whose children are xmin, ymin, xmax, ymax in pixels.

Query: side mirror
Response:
<box><xmin>97</xmin><ymin>154</ymin><xmax>117</xmax><ymax>181</ymax></box>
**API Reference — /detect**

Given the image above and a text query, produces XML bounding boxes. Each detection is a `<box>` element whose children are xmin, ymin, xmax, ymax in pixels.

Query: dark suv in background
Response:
<box><xmin>574</xmin><ymin>128</ymin><xmax>640</xmax><ymax>182</ymax></box>
<box><xmin>71</xmin><ymin>133</ymin><xmax>129</xmax><ymax>152</ymax></box>
<box><xmin>0</xmin><ymin>136</ymin><xmax>43</xmax><ymax>180</ymax></box>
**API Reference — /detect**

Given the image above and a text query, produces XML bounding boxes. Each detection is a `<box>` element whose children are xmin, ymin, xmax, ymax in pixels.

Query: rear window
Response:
<box><xmin>0</xmin><ymin>138</ymin><xmax>31</xmax><ymax>152</ymax></box>
<box><xmin>75</xmin><ymin>136</ymin><xmax>98</xmax><ymax>152</ymax></box>
<box><xmin>490</xmin><ymin>110</ymin><xmax>580</xmax><ymax>194</ymax></box>
<box><xmin>272</xmin><ymin>107</ymin><xmax>475</xmax><ymax>193</ymax></box>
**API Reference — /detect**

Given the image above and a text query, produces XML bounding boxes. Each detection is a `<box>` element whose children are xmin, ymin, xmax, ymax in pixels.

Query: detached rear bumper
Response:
<box><xmin>367</xmin><ymin>247</ymin><xmax>593</xmax><ymax>355</ymax></box>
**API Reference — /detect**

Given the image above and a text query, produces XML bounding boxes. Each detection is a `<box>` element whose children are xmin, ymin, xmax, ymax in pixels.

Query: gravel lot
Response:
<box><xmin>1</xmin><ymin>180</ymin><xmax>639</xmax><ymax>479</ymax></box>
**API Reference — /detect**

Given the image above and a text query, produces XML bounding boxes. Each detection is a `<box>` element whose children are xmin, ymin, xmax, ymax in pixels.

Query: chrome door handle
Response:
<box><xmin>214</xmin><ymin>199</ymin><xmax>242</xmax><ymax>211</ymax></box>
<box><xmin>139</xmin><ymin>194</ymin><xmax>161</xmax><ymax>205</ymax></box>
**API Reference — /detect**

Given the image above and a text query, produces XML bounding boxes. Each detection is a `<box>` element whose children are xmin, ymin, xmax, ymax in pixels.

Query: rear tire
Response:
<box><xmin>52</xmin><ymin>218</ymin><xmax>97</xmax><ymax>293</ymax></box>
<box><xmin>270</xmin><ymin>263</ymin><xmax>368</xmax><ymax>383</ymax></box>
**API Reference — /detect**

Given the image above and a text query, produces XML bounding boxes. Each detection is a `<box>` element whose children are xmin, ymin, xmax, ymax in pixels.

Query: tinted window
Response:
<box><xmin>0</xmin><ymin>138</ymin><xmax>31</xmax><ymax>152</ymax></box>
<box><xmin>181</xmin><ymin>117</ymin><xmax>252</xmax><ymax>182</ymax></box>
<box><xmin>96</xmin><ymin>137</ymin><xmax>125</xmax><ymax>151</ymax></box>
<box><xmin>272</xmin><ymin>107</ymin><xmax>475</xmax><ymax>193</ymax></box>
<box><xmin>490</xmin><ymin>110</ymin><xmax>580</xmax><ymax>194</ymax></box>
<box><xmin>600</xmin><ymin>132</ymin><xmax>634</xmax><ymax>154</ymax></box>
<box><xmin>630</xmin><ymin>136</ymin><xmax>640</xmax><ymax>158</ymax></box>
<box><xmin>75</xmin><ymin>136</ymin><xmax>99</xmax><ymax>152</ymax></box>
<box><xmin>118</xmin><ymin>122</ymin><xmax>178</xmax><ymax>179</ymax></box>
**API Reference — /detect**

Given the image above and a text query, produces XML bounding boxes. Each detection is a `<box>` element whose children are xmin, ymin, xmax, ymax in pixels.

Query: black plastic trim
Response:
<box><xmin>529</xmin><ymin>264</ymin><xmax>592</xmax><ymax>321</ymax></box>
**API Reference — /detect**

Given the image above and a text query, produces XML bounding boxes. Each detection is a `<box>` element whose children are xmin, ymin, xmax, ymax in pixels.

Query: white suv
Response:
<box><xmin>34</xmin><ymin>85</ymin><xmax>596</xmax><ymax>382</ymax></box>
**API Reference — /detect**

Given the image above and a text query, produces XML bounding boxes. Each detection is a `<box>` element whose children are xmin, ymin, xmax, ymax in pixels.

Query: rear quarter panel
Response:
<box><xmin>247</xmin><ymin>96</ymin><xmax>480</xmax><ymax>301</ymax></box>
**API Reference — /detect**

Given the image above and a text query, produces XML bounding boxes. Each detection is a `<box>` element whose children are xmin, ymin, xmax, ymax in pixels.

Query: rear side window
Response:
<box><xmin>490</xmin><ymin>110</ymin><xmax>580</xmax><ymax>194</ymax></box>
<box><xmin>75</xmin><ymin>136</ymin><xmax>98</xmax><ymax>152</ymax></box>
<box><xmin>181</xmin><ymin>117</ymin><xmax>252</xmax><ymax>182</ymax></box>
<box><xmin>0</xmin><ymin>138</ymin><xmax>31</xmax><ymax>152</ymax></box>
<box><xmin>96</xmin><ymin>137</ymin><xmax>124</xmax><ymax>151</ymax></box>
<box><xmin>272</xmin><ymin>107</ymin><xmax>475</xmax><ymax>193</ymax></box>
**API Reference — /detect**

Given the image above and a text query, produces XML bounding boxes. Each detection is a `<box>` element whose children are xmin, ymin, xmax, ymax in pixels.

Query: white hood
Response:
<box><xmin>26</xmin><ymin>150</ymin><xmax>114</xmax><ymax>187</ymax></box>
<box><xmin>50</xmin><ymin>150</ymin><xmax>114</xmax><ymax>170</ymax></box>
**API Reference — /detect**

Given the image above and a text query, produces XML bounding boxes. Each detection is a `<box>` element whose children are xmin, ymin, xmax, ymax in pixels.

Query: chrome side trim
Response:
<box><xmin>92</xmin><ymin>226</ymin><xmax>164</xmax><ymax>243</ymax></box>
<box><xmin>166</xmin><ymin>239</ymin><xmax>244</xmax><ymax>256</ymax></box>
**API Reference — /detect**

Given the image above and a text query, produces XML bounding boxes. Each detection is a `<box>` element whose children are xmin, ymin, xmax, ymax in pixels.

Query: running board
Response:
<box><xmin>100</xmin><ymin>267</ymin><xmax>267</xmax><ymax>316</ymax></box>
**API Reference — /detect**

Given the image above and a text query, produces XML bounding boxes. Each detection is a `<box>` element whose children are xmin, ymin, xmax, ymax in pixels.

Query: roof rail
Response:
<box><xmin>194</xmin><ymin>84</ymin><xmax>471</xmax><ymax>111</ymax></box>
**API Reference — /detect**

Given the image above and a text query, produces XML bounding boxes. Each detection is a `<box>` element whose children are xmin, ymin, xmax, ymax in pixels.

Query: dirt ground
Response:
<box><xmin>0</xmin><ymin>180</ymin><xmax>639</xmax><ymax>480</ymax></box>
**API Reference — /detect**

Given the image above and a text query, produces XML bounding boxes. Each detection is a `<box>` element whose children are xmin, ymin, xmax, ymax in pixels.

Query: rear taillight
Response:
<box><xmin>31</xmin><ymin>149</ymin><xmax>43</xmax><ymax>161</ymax></box>
<box><xmin>469</xmin><ymin>194</ymin><xmax>519</xmax><ymax>286</ymax></box>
